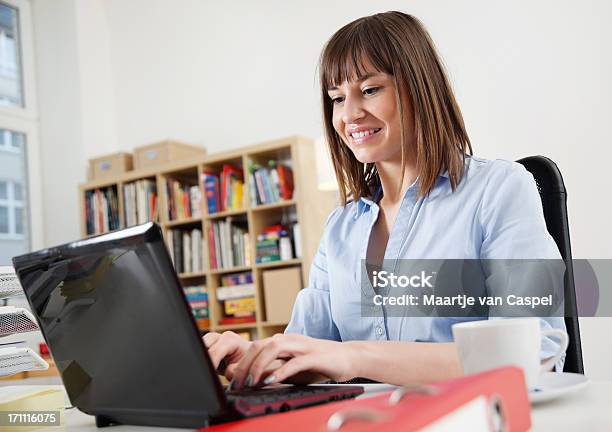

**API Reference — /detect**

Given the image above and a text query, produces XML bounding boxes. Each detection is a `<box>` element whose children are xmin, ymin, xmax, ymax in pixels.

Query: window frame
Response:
<box><xmin>0</xmin><ymin>0</ymin><xmax>42</xmax><ymax>251</ymax></box>
<box><xmin>0</xmin><ymin>0</ymin><xmax>37</xmax><ymax>119</ymax></box>
<box><xmin>0</xmin><ymin>179</ymin><xmax>25</xmax><ymax>239</ymax></box>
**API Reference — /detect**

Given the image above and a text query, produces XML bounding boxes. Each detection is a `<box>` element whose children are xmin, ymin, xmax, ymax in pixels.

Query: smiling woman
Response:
<box><xmin>320</xmin><ymin>12</ymin><xmax>472</xmax><ymax>203</ymax></box>
<box><xmin>203</xmin><ymin>11</ymin><xmax>567</xmax><ymax>390</ymax></box>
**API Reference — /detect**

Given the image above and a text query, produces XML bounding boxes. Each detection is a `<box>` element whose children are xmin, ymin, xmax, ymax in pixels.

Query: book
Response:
<box><xmin>216</xmin><ymin>284</ymin><xmax>256</xmax><ymax>301</ymax></box>
<box><xmin>248</xmin><ymin>161</ymin><xmax>294</xmax><ymax>206</ymax></box>
<box><xmin>221</xmin><ymin>164</ymin><xmax>244</xmax><ymax>211</ymax></box>
<box><xmin>220</xmin><ymin>272</ymin><xmax>253</xmax><ymax>286</ymax></box>
<box><xmin>85</xmin><ymin>187</ymin><xmax>120</xmax><ymax>235</ymax></box>
<box><xmin>209</xmin><ymin>218</ymin><xmax>250</xmax><ymax>269</ymax></box>
<box><xmin>224</xmin><ymin>297</ymin><xmax>256</xmax><ymax>315</ymax></box>
<box><xmin>167</xmin><ymin>228</ymin><xmax>202</xmax><ymax>273</ymax></box>
<box><xmin>182</xmin><ymin>231</ymin><xmax>191</xmax><ymax>274</ymax></box>
<box><xmin>191</xmin><ymin>228</ymin><xmax>202</xmax><ymax>273</ymax></box>
<box><xmin>203</xmin><ymin>173</ymin><xmax>220</xmax><ymax>214</ymax></box>
<box><xmin>208</xmin><ymin>223</ymin><xmax>217</xmax><ymax>269</ymax></box>
<box><xmin>190</xmin><ymin>185</ymin><xmax>202</xmax><ymax>217</ymax></box>
<box><xmin>166</xmin><ymin>179</ymin><xmax>200</xmax><ymax>220</ymax></box>
<box><xmin>277</xmin><ymin>163</ymin><xmax>294</xmax><ymax>200</ymax></box>
<box><xmin>292</xmin><ymin>223</ymin><xmax>302</xmax><ymax>258</ymax></box>
<box><xmin>184</xmin><ymin>285</ymin><xmax>209</xmax><ymax>321</ymax></box>
<box><xmin>218</xmin><ymin>316</ymin><xmax>256</xmax><ymax>326</ymax></box>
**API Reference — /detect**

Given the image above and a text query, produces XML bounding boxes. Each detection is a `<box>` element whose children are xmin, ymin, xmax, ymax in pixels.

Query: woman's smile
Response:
<box><xmin>348</xmin><ymin>127</ymin><xmax>383</xmax><ymax>145</ymax></box>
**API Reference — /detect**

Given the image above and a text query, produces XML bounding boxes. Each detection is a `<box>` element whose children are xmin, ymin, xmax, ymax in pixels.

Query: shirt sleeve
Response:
<box><xmin>284</xmin><ymin>208</ymin><xmax>342</xmax><ymax>341</ymax></box>
<box><xmin>480</xmin><ymin>161</ymin><xmax>567</xmax><ymax>371</ymax></box>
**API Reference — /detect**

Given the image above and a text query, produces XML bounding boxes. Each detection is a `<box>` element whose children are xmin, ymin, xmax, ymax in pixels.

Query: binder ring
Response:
<box><xmin>489</xmin><ymin>393</ymin><xmax>508</xmax><ymax>432</ymax></box>
<box><xmin>388</xmin><ymin>384</ymin><xmax>440</xmax><ymax>405</ymax></box>
<box><xmin>326</xmin><ymin>408</ymin><xmax>383</xmax><ymax>431</ymax></box>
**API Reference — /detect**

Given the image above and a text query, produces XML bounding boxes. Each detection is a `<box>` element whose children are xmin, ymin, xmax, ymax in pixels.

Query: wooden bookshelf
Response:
<box><xmin>79</xmin><ymin>136</ymin><xmax>337</xmax><ymax>339</ymax></box>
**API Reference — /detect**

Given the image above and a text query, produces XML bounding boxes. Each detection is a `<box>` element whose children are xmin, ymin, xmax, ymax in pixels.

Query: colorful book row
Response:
<box><xmin>248</xmin><ymin>160</ymin><xmax>294</xmax><ymax>206</ymax></box>
<box><xmin>184</xmin><ymin>285</ymin><xmax>209</xmax><ymax>319</ymax></box>
<box><xmin>84</xmin><ymin>187</ymin><xmax>120</xmax><ymax>235</ymax></box>
<box><xmin>123</xmin><ymin>179</ymin><xmax>157</xmax><ymax>227</ymax></box>
<box><xmin>167</xmin><ymin>228</ymin><xmax>204</xmax><ymax>274</ymax></box>
<box><xmin>202</xmin><ymin>165</ymin><xmax>244</xmax><ymax>214</ymax></box>
<box><xmin>207</xmin><ymin>218</ymin><xmax>251</xmax><ymax>270</ymax></box>
<box><xmin>166</xmin><ymin>179</ymin><xmax>202</xmax><ymax>221</ymax></box>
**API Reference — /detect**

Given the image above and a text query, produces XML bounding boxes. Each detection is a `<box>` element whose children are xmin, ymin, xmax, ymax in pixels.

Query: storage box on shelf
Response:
<box><xmin>79</xmin><ymin>136</ymin><xmax>337</xmax><ymax>339</ymax></box>
<box><xmin>89</xmin><ymin>152</ymin><xmax>133</xmax><ymax>180</ymax></box>
<box><xmin>134</xmin><ymin>140</ymin><xmax>206</xmax><ymax>170</ymax></box>
<box><xmin>262</xmin><ymin>267</ymin><xmax>302</xmax><ymax>324</ymax></box>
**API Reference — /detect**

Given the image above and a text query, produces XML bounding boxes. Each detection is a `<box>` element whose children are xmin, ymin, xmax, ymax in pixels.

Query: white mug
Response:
<box><xmin>451</xmin><ymin>318</ymin><xmax>569</xmax><ymax>390</ymax></box>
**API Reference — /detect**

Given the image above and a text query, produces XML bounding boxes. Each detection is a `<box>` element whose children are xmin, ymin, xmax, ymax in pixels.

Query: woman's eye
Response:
<box><xmin>331</xmin><ymin>96</ymin><xmax>345</xmax><ymax>105</ymax></box>
<box><xmin>363</xmin><ymin>87</ymin><xmax>380</xmax><ymax>96</ymax></box>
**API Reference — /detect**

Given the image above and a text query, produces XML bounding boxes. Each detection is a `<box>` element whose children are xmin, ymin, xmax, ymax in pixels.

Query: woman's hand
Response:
<box><xmin>231</xmin><ymin>333</ymin><xmax>357</xmax><ymax>389</ymax></box>
<box><xmin>203</xmin><ymin>331</ymin><xmax>252</xmax><ymax>380</ymax></box>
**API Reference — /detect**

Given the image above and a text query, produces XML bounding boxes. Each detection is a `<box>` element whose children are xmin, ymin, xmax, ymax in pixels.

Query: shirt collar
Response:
<box><xmin>354</xmin><ymin>169</ymin><xmax>450</xmax><ymax>219</ymax></box>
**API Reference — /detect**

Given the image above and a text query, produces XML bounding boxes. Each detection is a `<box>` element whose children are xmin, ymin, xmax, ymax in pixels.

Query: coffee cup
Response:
<box><xmin>451</xmin><ymin>318</ymin><xmax>569</xmax><ymax>390</ymax></box>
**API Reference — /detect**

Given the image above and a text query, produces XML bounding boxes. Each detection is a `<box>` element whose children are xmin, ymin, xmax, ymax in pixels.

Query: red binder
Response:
<box><xmin>204</xmin><ymin>366</ymin><xmax>530</xmax><ymax>431</ymax></box>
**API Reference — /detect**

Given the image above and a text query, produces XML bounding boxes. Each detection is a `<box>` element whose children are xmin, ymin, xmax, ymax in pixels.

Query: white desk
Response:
<box><xmin>3</xmin><ymin>377</ymin><xmax>612</xmax><ymax>431</ymax></box>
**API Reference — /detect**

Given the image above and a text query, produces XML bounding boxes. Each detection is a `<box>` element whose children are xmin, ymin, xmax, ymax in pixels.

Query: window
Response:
<box><xmin>0</xmin><ymin>205</ymin><xmax>7</xmax><ymax>233</ymax></box>
<box><xmin>0</xmin><ymin>0</ymin><xmax>38</xmax><ymax>265</ymax></box>
<box><xmin>0</xmin><ymin>128</ymin><xmax>22</xmax><ymax>152</ymax></box>
<box><xmin>0</xmin><ymin>179</ymin><xmax>24</xmax><ymax>238</ymax></box>
<box><xmin>0</xmin><ymin>2</ymin><xmax>23</xmax><ymax>107</ymax></box>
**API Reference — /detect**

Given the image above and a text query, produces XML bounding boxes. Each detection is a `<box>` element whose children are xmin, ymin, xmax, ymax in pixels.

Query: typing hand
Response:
<box><xmin>203</xmin><ymin>331</ymin><xmax>252</xmax><ymax>380</ymax></box>
<box><xmin>230</xmin><ymin>333</ymin><xmax>356</xmax><ymax>390</ymax></box>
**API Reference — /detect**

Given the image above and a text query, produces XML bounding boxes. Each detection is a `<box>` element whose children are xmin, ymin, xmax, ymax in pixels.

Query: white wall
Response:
<box><xmin>32</xmin><ymin>0</ymin><xmax>612</xmax><ymax>378</ymax></box>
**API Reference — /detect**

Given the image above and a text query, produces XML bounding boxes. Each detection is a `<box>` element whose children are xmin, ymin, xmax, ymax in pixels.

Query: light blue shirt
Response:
<box><xmin>286</xmin><ymin>156</ymin><xmax>566</xmax><ymax>369</ymax></box>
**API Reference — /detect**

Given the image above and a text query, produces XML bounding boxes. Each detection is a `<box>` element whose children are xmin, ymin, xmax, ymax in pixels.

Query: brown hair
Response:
<box><xmin>319</xmin><ymin>11</ymin><xmax>472</xmax><ymax>203</ymax></box>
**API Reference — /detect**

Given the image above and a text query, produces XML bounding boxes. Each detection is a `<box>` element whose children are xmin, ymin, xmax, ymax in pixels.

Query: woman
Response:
<box><xmin>204</xmin><ymin>11</ymin><xmax>565</xmax><ymax>390</ymax></box>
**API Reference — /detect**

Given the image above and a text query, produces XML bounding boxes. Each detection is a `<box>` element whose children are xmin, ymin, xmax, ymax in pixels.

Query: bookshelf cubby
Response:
<box><xmin>79</xmin><ymin>136</ymin><xmax>337</xmax><ymax>340</ymax></box>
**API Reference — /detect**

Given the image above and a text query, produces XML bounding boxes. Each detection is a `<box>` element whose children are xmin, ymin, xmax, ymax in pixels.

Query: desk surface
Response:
<box><xmin>3</xmin><ymin>377</ymin><xmax>612</xmax><ymax>431</ymax></box>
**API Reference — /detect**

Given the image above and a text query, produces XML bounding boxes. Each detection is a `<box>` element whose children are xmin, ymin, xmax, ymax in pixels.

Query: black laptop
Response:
<box><xmin>12</xmin><ymin>222</ymin><xmax>363</xmax><ymax>428</ymax></box>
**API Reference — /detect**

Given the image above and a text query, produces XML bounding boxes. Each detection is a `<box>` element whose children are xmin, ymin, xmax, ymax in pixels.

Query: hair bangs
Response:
<box><xmin>320</xmin><ymin>20</ymin><xmax>394</xmax><ymax>91</ymax></box>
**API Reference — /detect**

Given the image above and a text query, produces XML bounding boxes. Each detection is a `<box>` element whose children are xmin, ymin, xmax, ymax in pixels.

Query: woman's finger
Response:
<box><xmin>249</xmin><ymin>340</ymin><xmax>295</xmax><ymax>385</ymax></box>
<box><xmin>233</xmin><ymin>335</ymin><xmax>297</xmax><ymax>388</ymax></box>
<box><xmin>208</xmin><ymin>337</ymin><xmax>241</xmax><ymax>369</ymax></box>
<box><xmin>266</xmin><ymin>354</ymin><xmax>320</xmax><ymax>385</ymax></box>
<box><xmin>225</xmin><ymin>362</ymin><xmax>237</xmax><ymax>380</ymax></box>
<box><xmin>208</xmin><ymin>344</ymin><xmax>232</xmax><ymax>369</ymax></box>
<box><xmin>231</xmin><ymin>340</ymin><xmax>271</xmax><ymax>388</ymax></box>
<box><xmin>203</xmin><ymin>332</ymin><xmax>221</xmax><ymax>348</ymax></box>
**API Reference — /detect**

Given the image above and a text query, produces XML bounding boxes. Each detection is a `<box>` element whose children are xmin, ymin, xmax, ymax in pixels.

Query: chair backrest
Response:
<box><xmin>516</xmin><ymin>156</ymin><xmax>584</xmax><ymax>374</ymax></box>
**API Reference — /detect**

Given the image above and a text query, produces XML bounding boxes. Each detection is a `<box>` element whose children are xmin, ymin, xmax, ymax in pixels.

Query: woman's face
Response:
<box><xmin>327</xmin><ymin>66</ymin><xmax>413</xmax><ymax>164</ymax></box>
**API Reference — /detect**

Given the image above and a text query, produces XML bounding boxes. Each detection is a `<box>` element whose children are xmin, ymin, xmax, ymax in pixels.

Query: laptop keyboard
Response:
<box><xmin>226</xmin><ymin>385</ymin><xmax>364</xmax><ymax>417</ymax></box>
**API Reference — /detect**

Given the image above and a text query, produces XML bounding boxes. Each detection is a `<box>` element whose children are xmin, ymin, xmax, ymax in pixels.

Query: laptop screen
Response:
<box><xmin>12</xmin><ymin>223</ymin><xmax>225</xmax><ymax>427</ymax></box>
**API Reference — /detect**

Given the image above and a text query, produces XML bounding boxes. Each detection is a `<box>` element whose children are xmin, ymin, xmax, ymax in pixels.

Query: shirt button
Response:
<box><xmin>376</xmin><ymin>326</ymin><xmax>384</xmax><ymax>336</ymax></box>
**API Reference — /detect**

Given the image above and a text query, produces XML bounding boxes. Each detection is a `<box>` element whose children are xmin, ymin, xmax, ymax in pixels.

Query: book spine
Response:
<box><xmin>254</xmin><ymin>170</ymin><xmax>267</xmax><ymax>204</ymax></box>
<box><xmin>216</xmin><ymin>284</ymin><xmax>256</xmax><ymax>300</ymax></box>
<box><xmin>262</xmin><ymin>169</ymin><xmax>274</xmax><ymax>204</ymax></box>
<box><xmin>208</xmin><ymin>223</ymin><xmax>217</xmax><ymax>269</ymax></box>
<box><xmin>249</xmin><ymin>169</ymin><xmax>258</xmax><ymax>206</ymax></box>
<box><xmin>270</xmin><ymin>167</ymin><xmax>281</xmax><ymax>201</ymax></box>
<box><xmin>173</xmin><ymin>230</ymin><xmax>183</xmax><ymax>273</ymax></box>
<box><xmin>293</xmin><ymin>223</ymin><xmax>302</xmax><ymax>258</ymax></box>
<box><xmin>183</xmin><ymin>231</ymin><xmax>191</xmax><ymax>274</ymax></box>
<box><xmin>213</xmin><ymin>222</ymin><xmax>222</xmax><ymax>269</ymax></box>
<box><xmin>192</xmin><ymin>228</ymin><xmax>201</xmax><ymax>273</ymax></box>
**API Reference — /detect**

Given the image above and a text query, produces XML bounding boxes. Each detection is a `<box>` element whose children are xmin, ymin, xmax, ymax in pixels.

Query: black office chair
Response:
<box><xmin>516</xmin><ymin>156</ymin><xmax>584</xmax><ymax>374</ymax></box>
